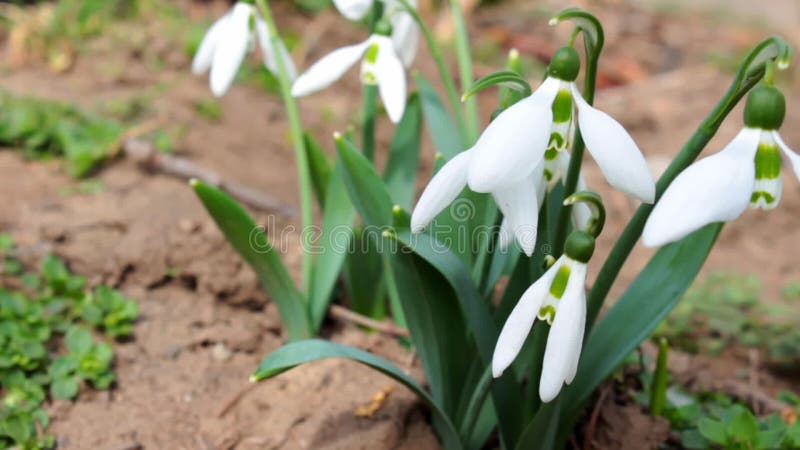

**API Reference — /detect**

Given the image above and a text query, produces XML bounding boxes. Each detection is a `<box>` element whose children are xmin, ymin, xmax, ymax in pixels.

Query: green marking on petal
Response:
<box><xmin>549</xmin><ymin>264</ymin><xmax>571</xmax><ymax>299</ymax></box>
<box><xmin>754</xmin><ymin>142</ymin><xmax>781</xmax><ymax>180</ymax></box>
<box><xmin>361</xmin><ymin>71</ymin><xmax>377</xmax><ymax>85</ymax></box>
<box><xmin>545</xmin><ymin>147</ymin><xmax>559</xmax><ymax>160</ymax></box>
<box><xmin>750</xmin><ymin>191</ymin><xmax>776</xmax><ymax>204</ymax></box>
<box><xmin>364</xmin><ymin>43</ymin><xmax>380</xmax><ymax>64</ymax></box>
<box><xmin>551</xmin><ymin>89</ymin><xmax>573</xmax><ymax>124</ymax></box>
<box><xmin>544</xmin><ymin>169</ymin><xmax>553</xmax><ymax>181</ymax></box>
<box><xmin>538</xmin><ymin>305</ymin><xmax>556</xmax><ymax>325</ymax></box>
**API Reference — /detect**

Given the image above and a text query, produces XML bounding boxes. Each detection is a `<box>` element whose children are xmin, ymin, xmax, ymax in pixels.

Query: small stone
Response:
<box><xmin>211</xmin><ymin>342</ymin><xmax>233</xmax><ymax>361</ymax></box>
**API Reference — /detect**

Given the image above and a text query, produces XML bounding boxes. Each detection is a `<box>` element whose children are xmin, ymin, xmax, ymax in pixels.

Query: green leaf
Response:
<box><xmin>343</xmin><ymin>228</ymin><xmax>385</xmax><ymax>318</ymax></box>
<box><xmin>384</xmin><ymin>92</ymin><xmax>422</xmax><ymax>209</ymax></box>
<box><xmin>65</xmin><ymin>326</ymin><xmax>93</xmax><ymax>354</ymax></box>
<box><xmin>565</xmin><ymin>224</ymin><xmax>721</xmax><ymax>410</ymax></box>
<box><xmin>51</xmin><ymin>376</ymin><xmax>80</xmax><ymax>400</ymax></box>
<box><xmin>383</xmin><ymin>246</ymin><xmax>472</xmax><ymax>418</ymax></box>
<box><xmin>515</xmin><ymin>399</ymin><xmax>562</xmax><ymax>450</ymax></box>
<box><xmin>726</xmin><ymin>406</ymin><xmax>759</xmax><ymax>443</ymax></box>
<box><xmin>698</xmin><ymin>418</ymin><xmax>728</xmax><ymax>444</ymax></box>
<box><xmin>252</xmin><ymin>339</ymin><xmax>463</xmax><ymax>450</ymax></box>
<box><xmin>461</xmin><ymin>71</ymin><xmax>532</xmax><ymax>101</ymax></box>
<box><xmin>334</xmin><ymin>135</ymin><xmax>393</xmax><ymax>227</ymax></box>
<box><xmin>308</xmin><ymin>160</ymin><xmax>355</xmax><ymax>331</ymax></box>
<box><xmin>304</xmin><ymin>133</ymin><xmax>332</xmax><ymax>207</ymax></box>
<box><xmin>416</xmin><ymin>74</ymin><xmax>464</xmax><ymax>159</ymax></box>
<box><xmin>192</xmin><ymin>180</ymin><xmax>311</xmax><ymax>341</ymax></box>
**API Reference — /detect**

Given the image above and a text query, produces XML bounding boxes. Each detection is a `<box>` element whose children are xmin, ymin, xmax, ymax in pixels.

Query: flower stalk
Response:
<box><xmin>449</xmin><ymin>0</ymin><xmax>479</xmax><ymax>143</ymax></box>
<box><xmin>255</xmin><ymin>0</ymin><xmax>314</xmax><ymax>292</ymax></box>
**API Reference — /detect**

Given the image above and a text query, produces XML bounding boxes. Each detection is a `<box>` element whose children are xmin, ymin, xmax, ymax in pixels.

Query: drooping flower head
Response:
<box><xmin>643</xmin><ymin>85</ymin><xmax>800</xmax><ymax>247</ymax></box>
<box><xmin>192</xmin><ymin>1</ymin><xmax>297</xmax><ymax>97</ymax></box>
<box><xmin>493</xmin><ymin>229</ymin><xmax>596</xmax><ymax>402</ymax></box>
<box><xmin>291</xmin><ymin>21</ymin><xmax>407</xmax><ymax>123</ymax></box>
<box><xmin>332</xmin><ymin>0</ymin><xmax>419</xmax><ymax>67</ymax></box>
<box><xmin>467</xmin><ymin>46</ymin><xmax>655</xmax><ymax>204</ymax></box>
<box><xmin>411</xmin><ymin>47</ymin><xmax>654</xmax><ymax>256</ymax></box>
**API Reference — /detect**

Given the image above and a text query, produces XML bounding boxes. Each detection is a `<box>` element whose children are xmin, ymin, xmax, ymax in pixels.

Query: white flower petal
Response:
<box><xmin>254</xmin><ymin>18</ymin><xmax>297</xmax><ymax>82</ymax></box>
<box><xmin>564</xmin><ymin>263</ymin><xmax>587</xmax><ymax>385</ymax></box>
<box><xmin>391</xmin><ymin>12</ymin><xmax>419</xmax><ymax>67</ymax></box>
<box><xmin>642</xmin><ymin>128</ymin><xmax>761</xmax><ymax>247</ymax></box>
<box><xmin>492</xmin><ymin>261</ymin><xmax>561</xmax><ymax>378</ymax></box>
<box><xmin>291</xmin><ymin>39</ymin><xmax>371</xmax><ymax>97</ymax></box>
<box><xmin>572</xmin><ymin>85</ymin><xmax>655</xmax><ymax>203</ymax></box>
<box><xmin>467</xmin><ymin>77</ymin><xmax>561</xmax><ymax>193</ymax></box>
<box><xmin>192</xmin><ymin>13</ymin><xmax>228</xmax><ymax>75</ymax></box>
<box><xmin>209</xmin><ymin>3</ymin><xmax>253</xmax><ymax>96</ymax></box>
<box><xmin>540</xmin><ymin>260</ymin><xmax>586</xmax><ymax>402</ymax></box>
<box><xmin>773</xmin><ymin>131</ymin><xmax>800</xmax><ymax>181</ymax></box>
<box><xmin>492</xmin><ymin>175</ymin><xmax>540</xmax><ymax>256</ymax></box>
<box><xmin>557</xmin><ymin>152</ymin><xmax>592</xmax><ymax>230</ymax></box>
<box><xmin>411</xmin><ymin>150</ymin><xmax>473</xmax><ymax>233</ymax></box>
<box><xmin>333</xmin><ymin>0</ymin><xmax>373</xmax><ymax>20</ymax></box>
<box><xmin>373</xmin><ymin>36</ymin><xmax>407</xmax><ymax>123</ymax></box>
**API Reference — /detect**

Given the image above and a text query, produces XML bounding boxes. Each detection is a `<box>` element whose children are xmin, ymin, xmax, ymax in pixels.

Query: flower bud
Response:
<box><xmin>744</xmin><ymin>85</ymin><xmax>785</xmax><ymax>130</ymax></box>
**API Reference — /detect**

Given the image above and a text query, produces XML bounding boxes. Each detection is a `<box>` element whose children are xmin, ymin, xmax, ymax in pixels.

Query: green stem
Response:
<box><xmin>449</xmin><ymin>0</ymin><xmax>479</xmax><ymax>143</ymax></box>
<box><xmin>586</xmin><ymin>65</ymin><xmax>767</xmax><ymax>326</ymax></box>
<box><xmin>360</xmin><ymin>2</ymin><xmax>382</xmax><ymax>161</ymax></box>
<box><xmin>552</xmin><ymin>30</ymin><xmax>603</xmax><ymax>256</ymax></box>
<box><xmin>255</xmin><ymin>0</ymin><xmax>313</xmax><ymax>293</ymax></box>
<box><xmin>650</xmin><ymin>337</ymin><xmax>669</xmax><ymax>417</ymax></box>
<box><xmin>361</xmin><ymin>86</ymin><xmax>377</xmax><ymax>161</ymax></box>
<box><xmin>458</xmin><ymin>366</ymin><xmax>493</xmax><ymax>443</ymax></box>
<box><xmin>395</xmin><ymin>0</ymin><xmax>470</xmax><ymax>144</ymax></box>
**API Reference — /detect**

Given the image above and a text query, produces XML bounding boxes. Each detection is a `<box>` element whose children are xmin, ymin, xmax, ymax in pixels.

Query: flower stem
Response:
<box><xmin>395</xmin><ymin>0</ymin><xmax>470</xmax><ymax>145</ymax></box>
<box><xmin>458</xmin><ymin>365</ymin><xmax>493</xmax><ymax>443</ymax></box>
<box><xmin>255</xmin><ymin>0</ymin><xmax>313</xmax><ymax>293</ymax></box>
<box><xmin>449</xmin><ymin>0</ymin><xmax>479</xmax><ymax>143</ymax></box>
<box><xmin>585</xmin><ymin>42</ymin><xmax>780</xmax><ymax>326</ymax></box>
<box><xmin>360</xmin><ymin>2</ymin><xmax>382</xmax><ymax>162</ymax></box>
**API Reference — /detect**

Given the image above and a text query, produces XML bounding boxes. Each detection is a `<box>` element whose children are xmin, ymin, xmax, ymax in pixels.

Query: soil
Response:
<box><xmin>1</xmin><ymin>0</ymin><xmax>799</xmax><ymax>449</ymax></box>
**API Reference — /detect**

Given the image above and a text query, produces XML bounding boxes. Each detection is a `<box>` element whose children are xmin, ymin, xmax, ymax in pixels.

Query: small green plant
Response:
<box><xmin>0</xmin><ymin>239</ymin><xmax>138</xmax><ymax>449</ymax></box>
<box><xmin>655</xmin><ymin>272</ymin><xmax>800</xmax><ymax>369</ymax></box>
<box><xmin>0</xmin><ymin>91</ymin><xmax>122</xmax><ymax>177</ymax></box>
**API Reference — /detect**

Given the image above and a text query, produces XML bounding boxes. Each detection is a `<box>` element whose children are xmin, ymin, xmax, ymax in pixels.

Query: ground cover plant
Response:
<box><xmin>0</xmin><ymin>235</ymin><xmax>138</xmax><ymax>449</ymax></box>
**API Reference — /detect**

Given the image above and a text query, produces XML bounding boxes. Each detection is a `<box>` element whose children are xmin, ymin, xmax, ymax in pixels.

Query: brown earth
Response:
<box><xmin>1</xmin><ymin>0</ymin><xmax>799</xmax><ymax>449</ymax></box>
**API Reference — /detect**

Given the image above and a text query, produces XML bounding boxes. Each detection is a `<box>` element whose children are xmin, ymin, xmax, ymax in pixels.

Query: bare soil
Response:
<box><xmin>1</xmin><ymin>0</ymin><xmax>798</xmax><ymax>449</ymax></box>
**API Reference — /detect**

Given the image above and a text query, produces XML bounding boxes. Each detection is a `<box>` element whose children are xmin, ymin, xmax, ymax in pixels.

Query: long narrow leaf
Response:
<box><xmin>417</xmin><ymin>74</ymin><xmax>464</xmax><ymax>159</ymax></box>
<box><xmin>335</xmin><ymin>135</ymin><xmax>393</xmax><ymax>227</ymax></box>
<box><xmin>304</xmin><ymin>133</ymin><xmax>332</xmax><ymax>207</ymax></box>
<box><xmin>252</xmin><ymin>339</ymin><xmax>462</xmax><ymax>450</ymax></box>
<box><xmin>308</xmin><ymin>161</ymin><xmax>355</xmax><ymax>330</ymax></box>
<box><xmin>192</xmin><ymin>181</ymin><xmax>311</xmax><ymax>340</ymax></box>
<box><xmin>384</xmin><ymin>93</ymin><xmax>422</xmax><ymax>209</ymax></box>
<box><xmin>392</xmin><ymin>231</ymin><xmax>524</xmax><ymax>445</ymax></box>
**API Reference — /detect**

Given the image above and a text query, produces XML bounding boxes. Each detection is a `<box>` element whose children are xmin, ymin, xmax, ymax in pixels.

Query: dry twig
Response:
<box><xmin>329</xmin><ymin>305</ymin><xmax>410</xmax><ymax>338</ymax></box>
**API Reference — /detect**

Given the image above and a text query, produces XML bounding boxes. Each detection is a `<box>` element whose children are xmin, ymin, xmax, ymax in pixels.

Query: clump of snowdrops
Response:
<box><xmin>189</xmin><ymin>1</ymin><xmax>795</xmax><ymax>448</ymax></box>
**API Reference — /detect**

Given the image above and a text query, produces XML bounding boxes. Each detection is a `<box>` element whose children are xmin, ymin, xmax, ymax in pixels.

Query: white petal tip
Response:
<box><xmin>548</xmin><ymin>18</ymin><xmax>559</xmax><ymax>26</ymax></box>
<box><xmin>539</xmin><ymin>385</ymin><xmax>561</xmax><ymax>403</ymax></box>
<box><xmin>492</xmin><ymin>367</ymin><xmax>505</xmax><ymax>378</ymax></box>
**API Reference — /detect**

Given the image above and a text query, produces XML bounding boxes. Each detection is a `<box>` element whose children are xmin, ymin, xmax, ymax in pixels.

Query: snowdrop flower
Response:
<box><xmin>493</xmin><ymin>229</ymin><xmax>596</xmax><ymax>402</ymax></box>
<box><xmin>291</xmin><ymin>22</ymin><xmax>407</xmax><ymax>123</ymax></box>
<box><xmin>332</xmin><ymin>0</ymin><xmax>419</xmax><ymax>67</ymax></box>
<box><xmin>192</xmin><ymin>1</ymin><xmax>297</xmax><ymax>97</ymax></box>
<box><xmin>467</xmin><ymin>46</ymin><xmax>655</xmax><ymax>204</ymax></box>
<box><xmin>643</xmin><ymin>85</ymin><xmax>800</xmax><ymax>247</ymax></box>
